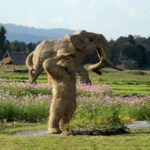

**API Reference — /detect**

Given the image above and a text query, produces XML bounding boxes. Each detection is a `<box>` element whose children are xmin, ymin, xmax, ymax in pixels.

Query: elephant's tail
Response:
<box><xmin>26</xmin><ymin>51</ymin><xmax>34</xmax><ymax>71</ymax></box>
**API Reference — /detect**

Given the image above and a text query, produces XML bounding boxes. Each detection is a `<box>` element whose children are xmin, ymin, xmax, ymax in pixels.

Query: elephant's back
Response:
<box><xmin>32</xmin><ymin>39</ymin><xmax>68</xmax><ymax>68</ymax></box>
<box><xmin>32</xmin><ymin>40</ymin><xmax>56</xmax><ymax>68</ymax></box>
<box><xmin>34</xmin><ymin>39</ymin><xmax>67</xmax><ymax>53</ymax></box>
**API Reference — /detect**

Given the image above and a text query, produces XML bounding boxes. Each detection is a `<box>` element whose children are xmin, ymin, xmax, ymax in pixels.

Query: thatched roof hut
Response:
<box><xmin>0</xmin><ymin>51</ymin><xmax>26</xmax><ymax>65</ymax></box>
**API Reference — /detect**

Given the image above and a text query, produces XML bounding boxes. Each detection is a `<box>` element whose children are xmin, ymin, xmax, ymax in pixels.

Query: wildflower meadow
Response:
<box><xmin>0</xmin><ymin>70</ymin><xmax>149</xmax><ymax>126</ymax></box>
<box><xmin>0</xmin><ymin>68</ymin><xmax>150</xmax><ymax>149</ymax></box>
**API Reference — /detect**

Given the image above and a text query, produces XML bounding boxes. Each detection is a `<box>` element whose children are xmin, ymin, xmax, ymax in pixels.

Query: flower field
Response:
<box><xmin>0</xmin><ymin>68</ymin><xmax>150</xmax><ymax>150</ymax></box>
<box><xmin>0</xmin><ymin>80</ymin><xmax>149</xmax><ymax>128</ymax></box>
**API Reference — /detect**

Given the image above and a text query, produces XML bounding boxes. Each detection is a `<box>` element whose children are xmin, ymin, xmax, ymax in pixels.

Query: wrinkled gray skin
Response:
<box><xmin>26</xmin><ymin>30</ymin><xmax>122</xmax><ymax>84</ymax></box>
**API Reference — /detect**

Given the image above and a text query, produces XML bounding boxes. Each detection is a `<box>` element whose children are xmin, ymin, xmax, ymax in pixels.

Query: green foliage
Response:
<box><xmin>0</xmin><ymin>100</ymin><xmax>49</xmax><ymax>122</ymax></box>
<box><xmin>110</xmin><ymin>35</ymin><xmax>150</xmax><ymax>68</ymax></box>
<box><xmin>0</xmin><ymin>26</ymin><xmax>7</xmax><ymax>53</ymax></box>
<box><xmin>0</xmin><ymin>128</ymin><xmax>150</xmax><ymax>150</ymax></box>
<box><xmin>0</xmin><ymin>26</ymin><xmax>36</xmax><ymax>54</ymax></box>
<box><xmin>89</xmin><ymin>70</ymin><xmax>150</xmax><ymax>95</ymax></box>
<box><xmin>0</xmin><ymin>69</ymin><xmax>149</xmax><ymax>128</ymax></box>
<box><xmin>1</xmin><ymin>26</ymin><xmax>150</xmax><ymax>69</ymax></box>
<box><xmin>127</xmin><ymin>100</ymin><xmax>150</xmax><ymax>121</ymax></box>
<box><xmin>0</xmin><ymin>97</ymin><xmax>149</xmax><ymax>125</ymax></box>
<box><xmin>71</xmin><ymin>103</ymin><xmax>123</xmax><ymax>129</ymax></box>
<box><xmin>8</xmin><ymin>41</ymin><xmax>36</xmax><ymax>53</ymax></box>
<box><xmin>0</xmin><ymin>66</ymin><xmax>149</xmax><ymax>149</ymax></box>
<box><xmin>0</xmin><ymin>85</ymin><xmax>50</xmax><ymax>97</ymax></box>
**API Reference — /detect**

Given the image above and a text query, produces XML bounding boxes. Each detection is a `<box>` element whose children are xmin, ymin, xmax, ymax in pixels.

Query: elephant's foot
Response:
<box><xmin>31</xmin><ymin>79</ymin><xmax>37</xmax><ymax>84</ymax></box>
<box><xmin>61</xmin><ymin>129</ymin><xmax>73</xmax><ymax>136</ymax></box>
<box><xmin>48</xmin><ymin>128</ymin><xmax>61</xmax><ymax>134</ymax></box>
<box><xmin>80</xmin><ymin>78</ymin><xmax>92</xmax><ymax>84</ymax></box>
<box><xmin>26</xmin><ymin>79</ymin><xmax>37</xmax><ymax>84</ymax></box>
<box><xmin>80</xmin><ymin>81</ymin><xmax>92</xmax><ymax>85</ymax></box>
<box><xmin>31</xmin><ymin>81</ymin><xmax>37</xmax><ymax>84</ymax></box>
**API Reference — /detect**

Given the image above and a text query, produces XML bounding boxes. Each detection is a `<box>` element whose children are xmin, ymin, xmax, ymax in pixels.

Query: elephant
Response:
<box><xmin>26</xmin><ymin>30</ymin><xmax>123</xmax><ymax>84</ymax></box>
<box><xmin>43</xmin><ymin>49</ymin><xmax>76</xmax><ymax>135</ymax></box>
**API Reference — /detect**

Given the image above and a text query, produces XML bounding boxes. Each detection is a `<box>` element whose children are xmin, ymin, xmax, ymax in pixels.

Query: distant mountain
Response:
<box><xmin>0</xmin><ymin>23</ymin><xmax>74</xmax><ymax>43</ymax></box>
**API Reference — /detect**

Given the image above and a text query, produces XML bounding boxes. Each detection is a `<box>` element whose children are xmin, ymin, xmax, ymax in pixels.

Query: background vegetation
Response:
<box><xmin>0</xmin><ymin>25</ymin><xmax>150</xmax><ymax>68</ymax></box>
<box><xmin>0</xmin><ymin>25</ymin><xmax>150</xmax><ymax>150</ymax></box>
<box><xmin>0</xmin><ymin>68</ymin><xmax>149</xmax><ymax>125</ymax></box>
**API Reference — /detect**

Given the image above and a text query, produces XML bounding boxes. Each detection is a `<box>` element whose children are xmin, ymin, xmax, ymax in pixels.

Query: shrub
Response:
<box><xmin>0</xmin><ymin>100</ymin><xmax>49</xmax><ymax>122</ymax></box>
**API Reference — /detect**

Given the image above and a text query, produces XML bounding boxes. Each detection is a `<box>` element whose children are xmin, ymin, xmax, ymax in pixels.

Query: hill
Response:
<box><xmin>0</xmin><ymin>23</ymin><xmax>74</xmax><ymax>43</ymax></box>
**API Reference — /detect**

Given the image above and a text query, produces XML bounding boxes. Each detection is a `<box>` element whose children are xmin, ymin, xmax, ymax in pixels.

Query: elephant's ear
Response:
<box><xmin>70</xmin><ymin>35</ymin><xmax>85</xmax><ymax>51</ymax></box>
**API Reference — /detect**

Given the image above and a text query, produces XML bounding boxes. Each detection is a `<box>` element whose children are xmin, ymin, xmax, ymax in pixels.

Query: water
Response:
<box><xmin>126</xmin><ymin>121</ymin><xmax>150</xmax><ymax>129</ymax></box>
<box><xmin>13</xmin><ymin>121</ymin><xmax>150</xmax><ymax>136</ymax></box>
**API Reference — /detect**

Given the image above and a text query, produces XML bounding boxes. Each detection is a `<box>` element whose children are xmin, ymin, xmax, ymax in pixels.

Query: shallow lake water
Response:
<box><xmin>13</xmin><ymin>121</ymin><xmax>150</xmax><ymax>136</ymax></box>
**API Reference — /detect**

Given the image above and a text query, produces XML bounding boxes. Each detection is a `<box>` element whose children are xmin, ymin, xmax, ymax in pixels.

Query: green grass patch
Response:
<box><xmin>111</xmin><ymin>84</ymin><xmax>150</xmax><ymax>95</ymax></box>
<box><xmin>0</xmin><ymin>127</ymin><xmax>150</xmax><ymax>150</ymax></box>
<box><xmin>0</xmin><ymin>122</ymin><xmax>47</xmax><ymax>134</ymax></box>
<box><xmin>0</xmin><ymin>68</ymin><xmax>150</xmax><ymax>95</ymax></box>
<box><xmin>0</xmin><ymin>84</ymin><xmax>50</xmax><ymax>97</ymax></box>
<box><xmin>0</xmin><ymin>68</ymin><xmax>150</xmax><ymax>149</ymax></box>
<box><xmin>0</xmin><ymin>122</ymin><xmax>150</xmax><ymax>150</ymax></box>
<box><xmin>0</xmin><ymin>100</ymin><xmax>50</xmax><ymax>122</ymax></box>
<box><xmin>0</xmin><ymin>98</ymin><xmax>149</xmax><ymax>125</ymax></box>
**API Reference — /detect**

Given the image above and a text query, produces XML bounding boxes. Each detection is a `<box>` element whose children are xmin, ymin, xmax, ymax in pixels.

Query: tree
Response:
<box><xmin>137</xmin><ymin>45</ymin><xmax>147</xmax><ymax>68</ymax></box>
<box><xmin>0</xmin><ymin>26</ymin><xmax>7</xmax><ymax>53</ymax></box>
<box><xmin>128</xmin><ymin>35</ymin><xmax>135</xmax><ymax>45</ymax></box>
<box><xmin>109</xmin><ymin>35</ymin><xmax>150</xmax><ymax>69</ymax></box>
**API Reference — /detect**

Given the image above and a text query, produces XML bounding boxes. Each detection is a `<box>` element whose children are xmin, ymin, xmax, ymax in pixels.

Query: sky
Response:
<box><xmin>0</xmin><ymin>0</ymin><xmax>150</xmax><ymax>39</ymax></box>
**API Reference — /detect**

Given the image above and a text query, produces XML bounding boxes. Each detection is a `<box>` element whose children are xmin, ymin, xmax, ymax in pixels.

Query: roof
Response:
<box><xmin>0</xmin><ymin>51</ymin><xmax>27</xmax><ymax>65</ymax></box>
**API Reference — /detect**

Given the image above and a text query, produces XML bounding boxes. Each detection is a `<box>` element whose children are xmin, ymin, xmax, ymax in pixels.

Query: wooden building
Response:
<box><xmin>0</xmin><ymin>51</ymin><xmax>27</xmax><ymax>71</ymax></box>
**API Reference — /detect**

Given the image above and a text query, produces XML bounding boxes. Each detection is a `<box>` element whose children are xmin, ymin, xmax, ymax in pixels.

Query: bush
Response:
<box><xmin>128</xmin><ymin>100</ymin><xmax>150</xmax><ymax>121</ymax></box>
<box><xmin>0</xmin><ymin>100</ymin><xmax>49</xmax><ymax>122</ymax></box>
<box><xmin>71</xmin><ymin>103</ymin><xmax>124</xmax><ymax>129</ymax></box>
<box><xmin>0</xmin><ymin>98</ymin><xmax>149</xmax><ymax>126</ymax></box>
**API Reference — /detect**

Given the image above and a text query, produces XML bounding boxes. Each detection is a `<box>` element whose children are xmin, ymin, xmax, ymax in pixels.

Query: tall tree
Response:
<box><xmin>137</xmin><ymin>44</ymin><xmax>147</xmax><ymax>68</ymax></box>
<box><xmin>128</xmin><ymin>35</ymin><xmax>135</xmax><ymax>45</ymax></box>
<box><xmin>0</xmin><ymin>26</ymin><xmax>7</xmax><ymax>53</ymax></box>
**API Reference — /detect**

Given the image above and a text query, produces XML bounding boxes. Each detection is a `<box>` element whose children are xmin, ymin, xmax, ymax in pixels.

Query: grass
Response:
<box><xmin>0</xmin><ymin>89</ymin><xmax>150</xmax><ymax>124</ymax></box>
<box><xmin>0</xmin><ymin>122</ymin><xmax>150</xmax><ymax>150</ymax></box>
<box><xmin>0</xmin><ymin>70</ymin><xmax>149</xmax><ymax>125</ymax></box>
<box><xmin>0</xmin><ymin>128</ymin><xmax>150</xmax><ymax>150</ymax></box>
<box><xmin>88</xmin><ymin>69</ymin><xmax>150</xmax><ymax>95</ymax></box>
<box><xmin>0</xmin><ymin>100</ymin><xmax>50</xmax><ymax>122</ymax></box>
<box><xmin>0</xmin><ymin>122</ymin><xmax>47</xmax><ymax>134</ymax></box>
<box><xmin>0</xmin><ymin>67</ymin><xmax>150</xmax><ymax>95</ymax></box>
<box><xmin>0</xmin><ymin>84</ymin><xmax>50</xmax><ymax>96</ymax></box>
<box><xmin>0</xmin><ymin>67</ymin><xmax>150</xmax><ymax>149</ymax></box>
<box><xmin>0</xmin><ymin>96</ymin><xmax>149</xmax><ymax>125</ymax></box>
<box><xmin>111</xmin><ymin>84</ymin><xmax>150</xmax><ymax>95</ymax></box>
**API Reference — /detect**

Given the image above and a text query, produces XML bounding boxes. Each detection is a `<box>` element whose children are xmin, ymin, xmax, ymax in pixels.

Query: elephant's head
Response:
<box><xmin>65</xmin><ymin>30</ymin><xmax>123</xmax><ymax>74</ymax></box>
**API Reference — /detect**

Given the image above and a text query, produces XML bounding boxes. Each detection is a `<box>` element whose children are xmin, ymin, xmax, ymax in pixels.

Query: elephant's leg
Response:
<box><xmin>59</xmin><ymin>101</ymin><xmax>76</xmax><ymax>135</ymax></box>
<box><xmin>31</xmin><ymin>67</ymin><xmax>43</xmax><ymax>84</ymax></box>
<box><xmin>47</xmin><ymin>75</ymin><xmax>52</xmax><ymax>84</ymax></box>
<box><xmin>76</xmin><ymin>66</ymin><xmax>92</xmax><ymax>84</ymax></box>
<box><xmin>28</xmin><ymin>69</ymin><xmax>33</xmax><ymax>81</ymax></box>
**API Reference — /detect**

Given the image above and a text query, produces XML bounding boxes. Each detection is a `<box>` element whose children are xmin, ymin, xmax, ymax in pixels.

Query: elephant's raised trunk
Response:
<box><xmin>88</xmin><ymin>47</ymin><xmax>123</xmax><ymax>74</ymax></box>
